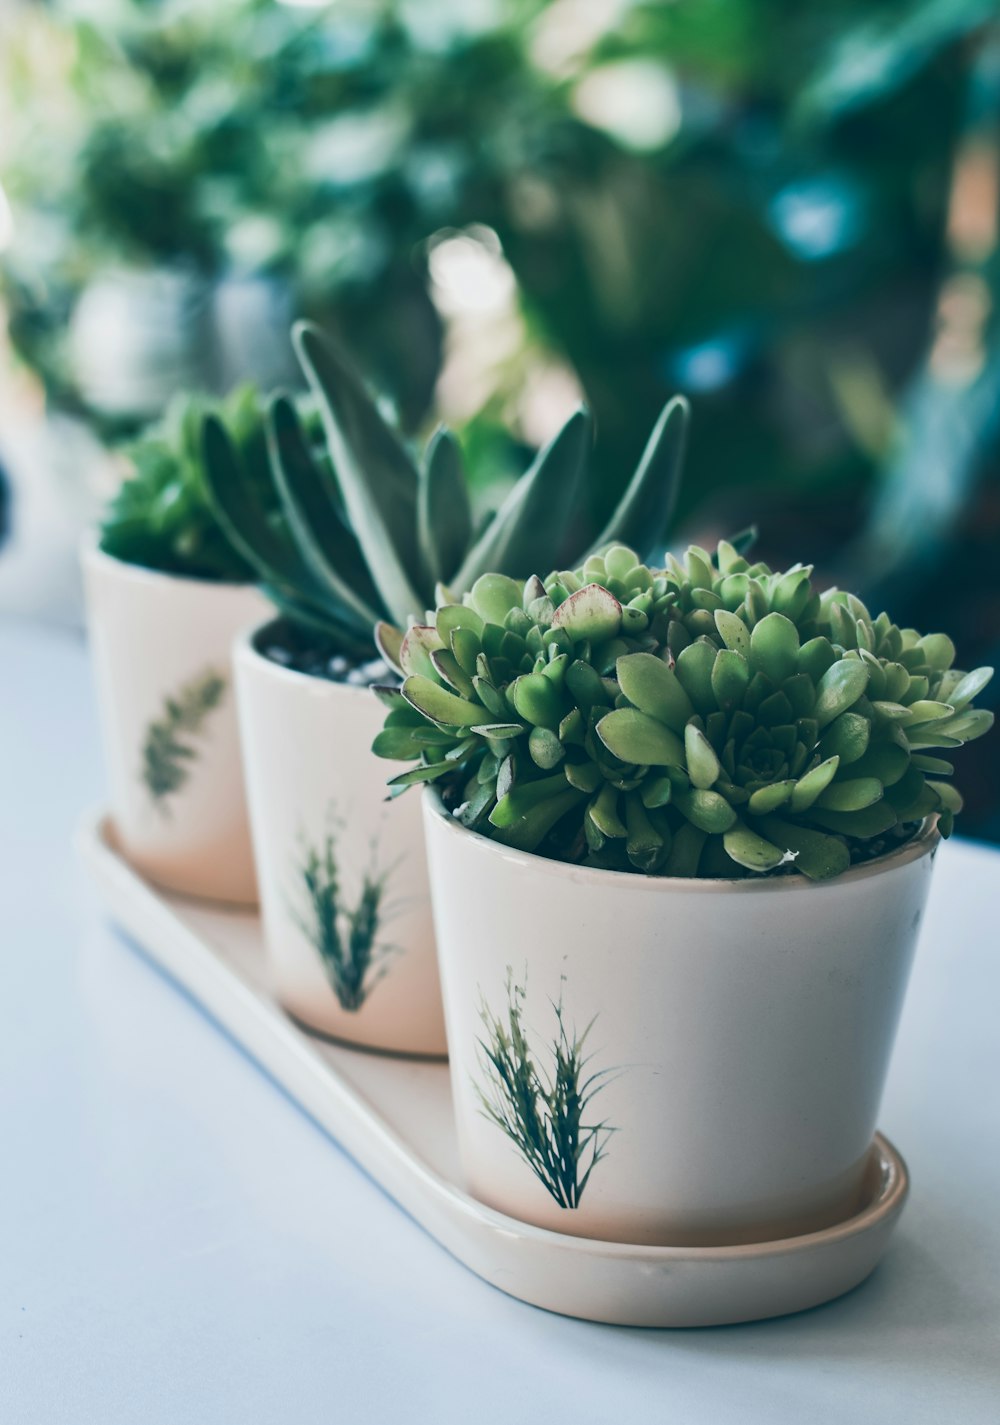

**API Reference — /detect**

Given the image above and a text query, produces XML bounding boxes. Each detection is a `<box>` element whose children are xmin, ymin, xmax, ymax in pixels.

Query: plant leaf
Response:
<box><xmin>595</xmin><ymin>708</ymin><xmax>685</xmax><ymax>766</ymax></box>
<box><xmin>813</xmin><ymin>659</ymin><xmax>869</xmax><ymax>728</ymax></box>
<box><xmin>267</xmin><ymin>395</ymin><xmax>383</xmax><ymax>632</ymax></box>
<box><xmin>419</xmin><ymin>426</ymin><xmax>473</xmax><ymax>586</ymax></box>
<box><xmin>293</xmin><ymin>322</ymin><xmax>427</xmax><ymax>624</ymax></box>
<box><xmin>723</xmin><ymin>823</ymin><xmax>786</xmax><ymax>872</ymax></box>
<box><xmin>454</xmin><ymin>408</ymin><xmax>591</xmax><ymax>589</ymax></box>
<box><xmin>616</xmin><ymin>652</ymin><xmax>694</xmax><ymax>730</ymax></box>
<box><xmin>202</xmin><ymin>414</ymin><xmax>319</xmax><ymax>600</ymax></box>
<box><xmin>685</xmin><ymin>724</ymin><xmax>720</xmax><ymax>788</ymax></box>
<box><xmin>757</xmin><ymin>816</ymin><xmax>851</xmax><ymax>880</ymax></box>
<box><xmin>583</xmin><ymin>395</ymin><xmax>689</xmax><ymax>560</ymax></box>
<box><xmin>402</xmin><ymin>675</ymin><xmax>483</xmax><ymax>727</ymax></box>
<box><xmin>815</xmin><ymin>777</ymin><xmax>884</xmax><ymax>812</ymax></box>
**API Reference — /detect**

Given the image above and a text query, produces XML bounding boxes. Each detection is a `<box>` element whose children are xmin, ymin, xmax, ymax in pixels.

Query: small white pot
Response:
<box><xmin>423</xmin><ymin>790</ymin><xmax>938</xmax><ymax>1246</ymax></box>
<box><xmin>82</xmin><ymin>543</ymin><xmax>266</xmax><ymax>903</ymax></box>
<box><xmin>234</xmin><ymin>625</ymin><xmax>446</xmax><ymax>1056</ymax></box>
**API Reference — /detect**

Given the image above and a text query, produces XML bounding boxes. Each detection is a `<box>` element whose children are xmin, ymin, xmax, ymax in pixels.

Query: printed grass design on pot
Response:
<box><xmin>373</xmin><ymin>543</ymin><xmax>993</xmax><ymax>879</ymax></box>
<box><xmin>141</xmin><ymin>666</ymin><xmax>227</xmax><ymax>811</ymax></box>
<box><xmin>293</xmin><ymin>827</ymin><xmax>397</xmax><ymax>1012</ymax></box>
<box><xmin>476</xmin><ymin>973</ymin><xmax>617</xmax><ymax>1209</ymax></box>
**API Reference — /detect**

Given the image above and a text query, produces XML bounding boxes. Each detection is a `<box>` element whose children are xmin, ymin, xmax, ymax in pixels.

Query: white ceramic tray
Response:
<box><xmin>79</xmin><ymin>809</ymin><xmax>910</xmax><ymax>1329</ymax></box>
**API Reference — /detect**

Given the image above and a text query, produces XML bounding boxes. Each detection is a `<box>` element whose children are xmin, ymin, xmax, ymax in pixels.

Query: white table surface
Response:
<box><xmin>2</xmin><ymin>618</ymin><xmax>998</xmax><ymax>1425</ymax></box>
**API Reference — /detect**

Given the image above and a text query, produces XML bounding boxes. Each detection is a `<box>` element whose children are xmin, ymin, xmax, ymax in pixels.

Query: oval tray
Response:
<box><xmin>78</xmin><ymin>810</ymin><xmax>909</xmax><ymax>1328</ymax></box>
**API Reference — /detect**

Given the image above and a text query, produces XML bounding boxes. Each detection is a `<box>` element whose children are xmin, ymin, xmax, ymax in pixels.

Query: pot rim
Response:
<box><xmin>422</xmin><ymin>786</ymin><xmax>939</xmax><ymax>895</ymax></box>
<box><xmin>234</xmin><ymin>617</ymin><xmax>383</xmax><ymax>703</ymax></box>
<box><xmin>81</xmin><ymin>530</ymin><xmax>255</xmax><ymax>592</ymax></box>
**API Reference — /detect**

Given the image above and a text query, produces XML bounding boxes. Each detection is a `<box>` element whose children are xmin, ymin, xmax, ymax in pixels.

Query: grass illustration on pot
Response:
<box><xmin>141</xmin><ymin>667</ymin><xmax>228</xmax><ymax>811</ymax></box>
<box><xmin>476</xmin><ymin>972</ymin><xmax>618</xmax><ymax>1209</ymax></box>
<box><xmin>292</xmin><ymin>825</ymin><xmax>398</xmax><ymax>1012</ymax></box>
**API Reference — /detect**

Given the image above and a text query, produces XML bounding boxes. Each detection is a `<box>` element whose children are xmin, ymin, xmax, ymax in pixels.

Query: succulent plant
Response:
<box><xmin>373</xmin><ymin>542</ymin><xmax>994</xmax><ymax>880</ymax></box>
<box><xmin>202</xmin><ymin>322</ymin><xmax>689</xmax><ymax>664</ymax></box>
<box><xmin>100</xmin><ymin>385</ymin><xmax>271</xmax><ymax>581</ymax></box>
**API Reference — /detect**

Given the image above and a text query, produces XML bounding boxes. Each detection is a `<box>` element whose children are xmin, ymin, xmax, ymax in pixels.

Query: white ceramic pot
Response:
<box><xmin>82</xmin><ymin>543</ymin><xmax>266</xmax><ymax>903</ymax></box>
<box><xmin>423</xmin><ymin>790</ymin><xmax>938</xmax><ymax>1246</ymax></box>
<box><xmin>234</xmin><ymin>624</ymin><xmax>446</xmax><ymax>1056</ymax></box>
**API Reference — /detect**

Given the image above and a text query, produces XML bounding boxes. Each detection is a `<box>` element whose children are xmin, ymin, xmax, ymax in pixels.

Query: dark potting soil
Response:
<box><xmin>259</xmin><ymin>625</ymin><xmax>399</xmax><ymax>689</ymax></box>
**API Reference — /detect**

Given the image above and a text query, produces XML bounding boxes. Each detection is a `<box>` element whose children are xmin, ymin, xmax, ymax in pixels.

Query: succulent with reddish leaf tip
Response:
<box><xmin>372</xmin><ymin>542</ymin><xmax>993</xmax><ymax>880</ymax></box>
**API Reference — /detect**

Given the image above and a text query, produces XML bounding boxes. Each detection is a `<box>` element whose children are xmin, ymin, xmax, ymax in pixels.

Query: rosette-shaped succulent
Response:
<box><xmin>101</xmin><ymin>385</ymin><xmax>273</xmax><ymax>581</ymax></box>
<box><xmin>373</xmin><ymin>543</ymin><xmax>993</xmax><ymax>880</ymax></box>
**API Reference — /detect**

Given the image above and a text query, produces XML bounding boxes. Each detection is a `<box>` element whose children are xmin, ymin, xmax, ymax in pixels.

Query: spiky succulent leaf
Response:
<box><xmin>452</xmin><ymin>408</ymin><xmax>591</xmax><ymax>589</ymax></box>
<box><xmin>583</xmin><ymin>396</ymin><xmax>689</xmax><ymax>560</ymax></box>
<box><xmin>266</xmin><ymin>395</ymin><xmax>382</xmax><ymax>635</ymax></box>
<box><xmin>203</xmin><ymin>329</ymin><xmax>694</xmax><ymax>665</ymax></box>
<box><xmin>418</xmin><ymin>427</ymin><xmax>473</xmax><ymax>587</ymax></box>
<box><xmin>202</xmin><ymin>414</ymin><xmax>328</xmax><ymax>613</ymax></box>
<box><xmin>293</xmin><ymin>321</ymin><xmax>427</xmax><ymax>625</ymax></box>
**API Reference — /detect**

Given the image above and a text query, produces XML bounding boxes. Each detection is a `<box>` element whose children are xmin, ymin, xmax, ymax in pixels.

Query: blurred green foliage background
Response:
<box><xmin>1</xmin><ymin>0</ymin><xmax>998</xmax><ymax>834</ymax></box>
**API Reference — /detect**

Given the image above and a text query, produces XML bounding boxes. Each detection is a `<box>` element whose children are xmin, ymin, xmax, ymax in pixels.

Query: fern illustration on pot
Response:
<box><xmin>141</xmin><ymin>667</ymin><xmax>228</xmax><ymax>812</ymax></box>
<box><xmin>83</xmin><ymin>387</ymin><xmax>272</xmax><ymax>903</ymax></box>
<box><xmin>475</xmin><ymin>972</ymin><xmax>618</xmax><ymax>1210</ymax></box>
<box><xmin>292</xmin><ymin>826</ymin><xmax>399</xmax><ymax>1014</ymax></box>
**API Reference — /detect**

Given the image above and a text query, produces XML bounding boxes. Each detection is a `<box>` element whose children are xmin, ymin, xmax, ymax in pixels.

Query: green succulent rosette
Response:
<box><xmin>373</xmin><ymin>543</ymin><xmax>994</xmax><ymax>880</ymax></box>
<box><xmin>100</xmin><ymin>384</ymin><xmax>272</xmax><ymax>582</ymax></box>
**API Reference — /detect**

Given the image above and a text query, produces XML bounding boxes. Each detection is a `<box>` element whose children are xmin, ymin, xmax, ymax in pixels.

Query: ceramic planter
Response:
<box><xmin>233</xmin><ymin>623</ymin><xmax>446</xmax><ymax>1056</ymax></box>
<box><xmin>423</xmin><ymin>790</ymin><xmax>938</xmax><ymax>1247</ymax></box>
<box><xmin>82</xmin><ymin>542</ymin><xmax>266</xmax><ymax>903</ymax></box>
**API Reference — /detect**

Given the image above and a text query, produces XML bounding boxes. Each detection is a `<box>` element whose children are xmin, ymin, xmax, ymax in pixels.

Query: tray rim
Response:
<box><xmin>77</xmin><ymin>806</ymin><xmax>910</xmax><ymax>1323</ymax></box>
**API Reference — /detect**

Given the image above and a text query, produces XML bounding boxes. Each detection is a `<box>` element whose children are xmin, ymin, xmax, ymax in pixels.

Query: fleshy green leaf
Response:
<box><xmin>685</xmin><ymin>724</ymin><xmax>720</xmax><ymax>789</ymax></box>
<box><xmin>374</xmin><ymin>622</ymin><xmax>405</xmax><ymax>675</ymax></box>
<box><xmin>711</xmin><ymin>648</ymin><xmax>750</xmax><ymax>708</ymax></box>
<box><xmin>616</xmin><ymin>652</ymin><xmax>693</xmax><ymax>730</ymax></box>
<box><xmin>757</xmin><ymin>816</ymin><xmax>851</xmax><ymax>880</ymax></box>
<box><xmin>468</xmin><ymin>573</ymin><xmax>524</xmax><ymax>625</ymax></box>
<box><xmin>663</xmin><ymin>821</ymin><xmax>707</xmax><ymax>877</ymax></box>
<box><xmin>789</xmin><ymin>755</ymin><xmax>840</xmax><ymax>811</ymax></box>
<box><xmin>747</xmin><ymin>780</ymin><xmax>796</xmax><ymax>814</ymax></box>
<box><xmin>674</xmin><ymin>787</ymin><xmax>737</xmax><ymax>834</ymax></box>
<box><xmin>949</xmin><ymin>666</ymin><xmax>993</xmax><ymax>709</ymax></box>
<box><xmin>674</xmin><ymin>641</ymin><xmax>717</xmax><ymax>714</ymax></box>
<box><xmin>815</xmin><ymin>777</ymin><xmax>883</xmax><ymax>812</ymax></box>
<box><xmin>595</xmin><ymin>709</ymin><xmax>685</xmax><ymax>767</ymax></box>
<box><xmin>552</xmin><ymin>583</ymin><xmax>623</xmax><ymax>642</ymax></box>
<box><xmin>813</xmin><ymin>659</ymin><xmax>869</xmax><ymax>728</ymax></box>
<box><xmin>807</xmin><ymin>802</ymin><xmax>898</xmax><ymax>838</ymax></box>
<box><xmin>818</xmin><ymin>712</ymin><xmax>870</xmax><ymax>764</ymax></box>
<box><xmin>714</xmin><ymin>609</ymin><xmax>751</xmax><ymax>654</ymax></box>
<box><xmin>403</xmin><ymin>675</ymin><xmax>483</xmax><ymax>727</ymax></box>
<box><xmin>749</xmin><ymin>612</ymin><xmax>800</xmax><ymax>682</ymax></box>
<box><xmin>490</xmin><ymin>788</ymin><xmax>585</xmax><ymax>851</ymax></box>
<box><xmin>723</xmin><ymin>823</ymin><xmax>785</xmax><ymax>873</ymax></box>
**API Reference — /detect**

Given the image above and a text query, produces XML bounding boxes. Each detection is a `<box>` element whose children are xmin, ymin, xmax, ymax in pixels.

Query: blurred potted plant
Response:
<box><xmin>83</xmin><ymin>387</ymin><xmax>270</xmax><ymax>903</ymax></box>
<box><xmin>203</xmin><ymin>322</ymin><xmax>688</xmax><ymax>1054</ymax></box>
<box><xmin>377</xmin><ymin>539</ymin><xmax>993</xmax><ymax>1242</ymax></box>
